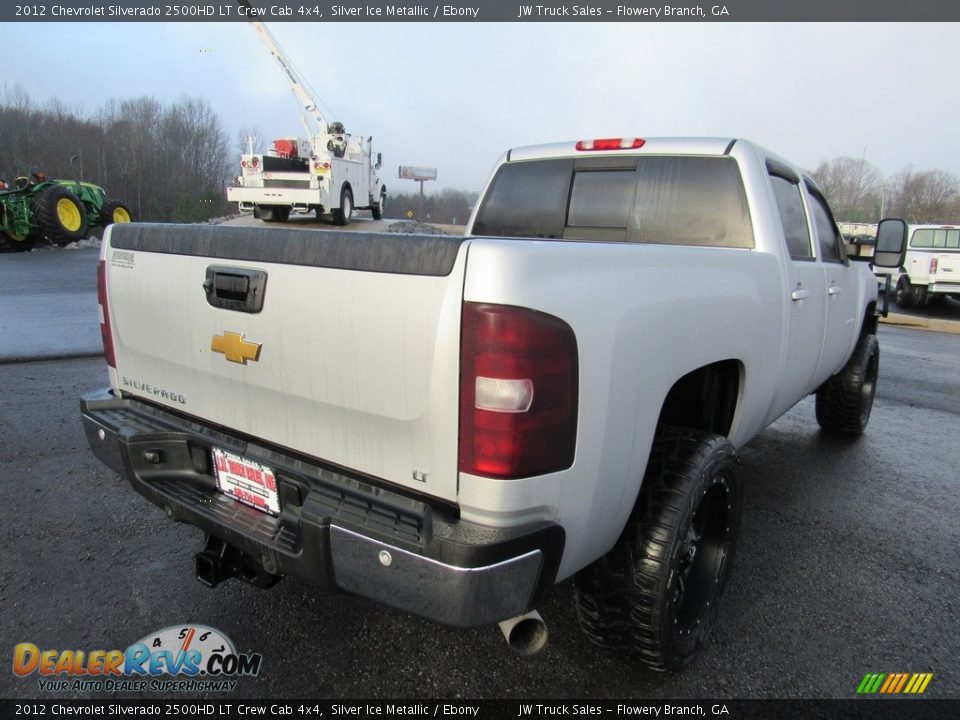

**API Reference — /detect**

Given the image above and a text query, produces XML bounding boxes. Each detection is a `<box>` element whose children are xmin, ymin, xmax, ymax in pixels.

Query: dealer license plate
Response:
<box><xmin>212</xmin><ymin>447</ymin><xmax>280</xmax><ymax>516</ymax></box>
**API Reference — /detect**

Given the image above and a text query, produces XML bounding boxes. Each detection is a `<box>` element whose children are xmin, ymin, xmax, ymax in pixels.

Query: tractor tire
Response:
<box><xmin>0</xmin><ymin>230</ymin><xmax>37</xmax><ymax>253</ymax></box>
<box><xmin>815</xmin><ymin>333</ymin><xmax>879</xmax><ymax>436</ymax></box>
<box><xmin>35</xmin><ymin>186</ymin><xmax>88</xmax><ymax>245</ymax></box>
<box><xmin>334</xmin><ymin>187</ymin><xmax>353</xmax><ymax>226</ymax></box>
<box><xmin>99</xmin><ymin>200</ymin><xmax>133</xmax><ymax>228</ymax></box>
<box><xmin>371</xmin><ymin>190</ymin><xmax>385</xmax><ymax>220</ymax></box>
<box><xmin>573</xmin><ymin>426</ymin><xmax>742</xmax><ymax>671</ymax></box>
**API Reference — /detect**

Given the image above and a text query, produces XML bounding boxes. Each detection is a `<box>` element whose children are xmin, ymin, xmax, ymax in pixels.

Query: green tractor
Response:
<box><xmin>0</xmin><ymin>157</ymin><xmax>133</xmax><ymax>252</ymax></box>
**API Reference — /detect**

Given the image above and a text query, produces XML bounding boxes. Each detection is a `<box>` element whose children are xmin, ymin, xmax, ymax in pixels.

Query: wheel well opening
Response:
<box><xmin>864</xmin><ymin>302</ymin><xmax>878</xmax><ymax>336</ymax></box>
<box><xmin>657</xmin><ymin>360</ymin><xmax>742</xmax><ymax>439</ymax></box>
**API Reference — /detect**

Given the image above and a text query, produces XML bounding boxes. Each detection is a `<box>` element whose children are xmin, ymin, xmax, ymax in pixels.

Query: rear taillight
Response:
<box><xmin>97</xmin><ymin>260</ymin><xmax>116</xmax><ymax>368</ymax></box>
<box><xmin>459</xmin><ymin>302</ymin><xmax>578</xmax><ymax>479</ymax></box>
<box><xmin>930</xmin><ymin>258</ymin><xmax>939</xmax><ymax>274</ymax></box>
<box><xmin>575</xmin><ymin>138</ymin><xmax>646</xmax><ymax>151</ymax></box>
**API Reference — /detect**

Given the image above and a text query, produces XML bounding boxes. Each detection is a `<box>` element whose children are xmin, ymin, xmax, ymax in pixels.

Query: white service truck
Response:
<box><xmin>884</xmin><ymin>224</ymin><xmax>960</xmax><ymax>308</ymax></box>
<box><xmin>225</xmin><ymin>6</ymin><xmax>386</xmax><ymax>225</ymax></box>
<box><xmin>82</xmin><ymin>137</ymin><xmax>908</xmax><ymax>671</ymax></box>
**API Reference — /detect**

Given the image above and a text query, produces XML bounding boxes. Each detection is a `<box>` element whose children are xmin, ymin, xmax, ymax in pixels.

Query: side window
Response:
<box><xmin>806</xmin><ymin>189</ymin><xmax>844</xmax><ymax>263</ymax></box>
<box><xmin>911</xmin><ymin>229</ymin><xmax>933</xmax><ymax>248</ymax></box>
<box><xmin>769</xmin><ymin>175</ymin><xmax>812</xmax><ymax>260</ymax></box>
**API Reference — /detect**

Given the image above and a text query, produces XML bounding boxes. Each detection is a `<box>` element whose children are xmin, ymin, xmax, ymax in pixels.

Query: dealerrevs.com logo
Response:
<box><xmin>13</xmin><ymin>625</ymin><xmax>262</xmax><ymax>693</ymax></box>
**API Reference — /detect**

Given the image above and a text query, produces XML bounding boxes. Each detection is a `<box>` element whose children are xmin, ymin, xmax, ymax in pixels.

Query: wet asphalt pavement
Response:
<box><xmin>0</xmin><ymin>245</ymin><xmax>958</xmax><ymax>702</ymax></box>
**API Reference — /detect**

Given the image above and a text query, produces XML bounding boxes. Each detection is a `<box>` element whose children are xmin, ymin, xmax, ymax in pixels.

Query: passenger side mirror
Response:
<box><xmin>375</xmin><ymin>153</ymin><xmax>382</xmax><ymax>170</ymax></box>
<box><xmin>873</xmin><ymin>218</ymin><xmax>908</xmax><ymax>268</ymax></box>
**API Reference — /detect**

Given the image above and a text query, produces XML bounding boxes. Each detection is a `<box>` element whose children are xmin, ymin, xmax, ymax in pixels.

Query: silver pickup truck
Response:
<box><xmin>81</xmin><ymin>137</ymin><xmax>907</xmax><ymax>670</ymax></box>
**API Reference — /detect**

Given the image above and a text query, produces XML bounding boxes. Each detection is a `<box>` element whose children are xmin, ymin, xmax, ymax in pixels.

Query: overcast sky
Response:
<box><xmin>6</xmin><ymin>21</ymin><xmax>960</xmax><ymax>193</ymax></box>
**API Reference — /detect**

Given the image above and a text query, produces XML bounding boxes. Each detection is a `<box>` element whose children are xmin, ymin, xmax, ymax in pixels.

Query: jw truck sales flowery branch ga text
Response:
<box><xmin>518</xmin><ymin>5</ymin><xmax>729</xmax><ymax>17</ymax></box>
<box><xmin>517</xmin><ymin>706</ymin><xmax>725</xmax><ymax>716</ymax></box>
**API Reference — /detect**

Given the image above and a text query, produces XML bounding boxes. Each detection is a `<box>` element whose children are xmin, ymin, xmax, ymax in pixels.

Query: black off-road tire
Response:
<box><xmin>334</xmin><ymin>187</ymin><xmax>353</xmax><ymax>226</ymax></box>
<box><xmin>35</xmin><ymin>186</ymin><xmax>88</xmax><ymax>245</ymax></box>
<box><xmin>815</xmin><ymin>333</ymin><xmax>879</xmax><ymax>436</ymax></box>
<box><xmin>573</xmin><ymin>426</ymin><xmax>742</xmax><ymax>671</ymax></box>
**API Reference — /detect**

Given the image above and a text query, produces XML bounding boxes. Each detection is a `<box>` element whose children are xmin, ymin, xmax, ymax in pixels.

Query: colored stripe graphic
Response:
<box><xmin>857</xmin><ymin>673</ymin><xmax>933</xmax><ymax>694</ymax></box>
<box><xmin>857</xmin><ymin>673</ymin><xmax>885</xmax><ymax>694</ymax></box>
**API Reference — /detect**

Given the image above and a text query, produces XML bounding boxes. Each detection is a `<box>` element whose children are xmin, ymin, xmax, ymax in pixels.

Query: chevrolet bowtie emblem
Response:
<box><xmin>211</xmin><ymin>331</ymin><xmax>262</xmax><ymax>365</ymax></box>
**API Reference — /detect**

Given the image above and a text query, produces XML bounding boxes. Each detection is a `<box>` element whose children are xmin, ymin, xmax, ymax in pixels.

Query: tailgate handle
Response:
<box><xmin>203</xmin><ymin>266</ymin><xmax>267</xmax><ymax>313</ymax></box>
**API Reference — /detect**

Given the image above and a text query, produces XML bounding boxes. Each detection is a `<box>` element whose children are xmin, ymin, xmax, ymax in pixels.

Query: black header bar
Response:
<box><xmin>4</xmin><ymin>0</ymin><xmax>960</xmax><ymax>22</ymax></box>
<box><xmin>2</xmin><ymin>699</ymin><xmax>960</xmax><ymax>719</ymax></box>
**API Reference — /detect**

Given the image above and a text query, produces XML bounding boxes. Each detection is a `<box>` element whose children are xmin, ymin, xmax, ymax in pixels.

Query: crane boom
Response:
<box><xmin>227</xmin><ymin>0</ymin><xmax>385</xmax><ymax>224</ymax></box>
<box><xmin>236</xmin><ymin>0</ymin><xmax>330</xmax><ymax>139</ymax></box>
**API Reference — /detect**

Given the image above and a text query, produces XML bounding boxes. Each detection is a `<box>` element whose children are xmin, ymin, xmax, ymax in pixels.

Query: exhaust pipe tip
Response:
<box><xmin>498</xmin><ymin>611</ymin><xmax>548</xmax><ymax>656</ymax></box>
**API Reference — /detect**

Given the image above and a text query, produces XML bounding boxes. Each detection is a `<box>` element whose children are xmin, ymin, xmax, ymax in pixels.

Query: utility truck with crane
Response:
<box><xmin>226</xmin><ymin>1</ymin><xmax>385</xmax><ymax>225</ymax></box>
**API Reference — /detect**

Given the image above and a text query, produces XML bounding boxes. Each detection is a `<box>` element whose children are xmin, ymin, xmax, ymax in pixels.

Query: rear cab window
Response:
<box><xmin>472</xmin><ymin>155</ymin><xmax>755</xmax><ymax>249</ymax></box>
<box><xmin>911</xmin><ymin>228</ymin><xmax>960</xmax><ymax>249</ymax></box>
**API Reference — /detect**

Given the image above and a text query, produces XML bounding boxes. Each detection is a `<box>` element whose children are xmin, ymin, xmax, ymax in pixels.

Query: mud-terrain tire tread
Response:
<box><xmin>573</xmin><ymin>426</ymin><xmax>742</xmax><ymax>671</ymax></box>
<box><xmin>815</xmin><ymin>333</ymin><xmax>879</xmax><ymax>436</ymax></box>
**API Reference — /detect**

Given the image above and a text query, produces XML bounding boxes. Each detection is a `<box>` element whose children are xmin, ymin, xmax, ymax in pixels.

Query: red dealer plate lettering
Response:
<box><xmin>212</xmin><ymin>447</ymin><xmax>280</xmax><ymax>516</ymax></box>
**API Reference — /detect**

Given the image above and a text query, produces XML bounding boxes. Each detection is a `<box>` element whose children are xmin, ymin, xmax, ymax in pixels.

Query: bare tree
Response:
<box><xmin>237</xmin><ymin>125</ymin><xmax>265</xmax><ymax>155</ymax></box>
<box><xmin>886</xmin><ymin>167</ymin><xmax>960</xmax><ymax>224</ymax></box>
<box><xmin>0</xmin><ymin>87</ymin><xmax>233</xmax><ymax>222</ymax></box>
<box><xmin>0</xmin><ymin>83</ymin><xmax>38</xmax><ymax>180</ymax></box>
<box><xmin>97</xmin><ymin>96</ymin><xmax>164</xmax><ymax>219</ymax></box>
<box><xmin>810</xmin><ymin>156</ymin><xmax>884</xmax><ymax>222</ymax></box>
<box><xmin>385</xmin><ymin>187</ymin><xmax>478</xmax><ymax>225</ymax></box>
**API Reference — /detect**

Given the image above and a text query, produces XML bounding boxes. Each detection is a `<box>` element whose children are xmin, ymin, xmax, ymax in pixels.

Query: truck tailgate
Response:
<box><xmin>103</xmin><ymin>223</ymin><xmax>467</xmax><ymax>503</ymax></box>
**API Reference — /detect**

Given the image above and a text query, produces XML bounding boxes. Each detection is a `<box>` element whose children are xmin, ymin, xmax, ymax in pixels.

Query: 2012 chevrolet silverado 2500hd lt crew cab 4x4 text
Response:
<box><xmin>81</xmin><ymin>137</ymin><xmax>908</xmax><ymax>670</ymax></box>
